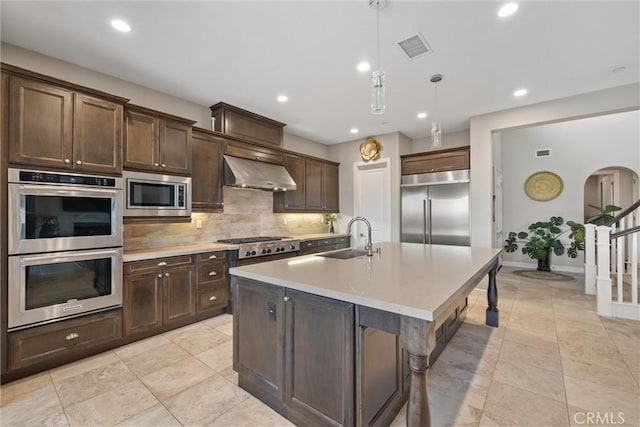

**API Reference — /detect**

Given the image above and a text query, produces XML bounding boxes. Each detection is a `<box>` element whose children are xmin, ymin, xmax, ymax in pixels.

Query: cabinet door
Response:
<box><xmin>284</xmin><ymin>289</ymin><xmax>354</xmax><ymax>426</ymax></box>
<box><xmin>304</xmin><ymin>158</ymin><xmax>324</xmax><ymax>211</ymax></box>
<box><xmin>124</xmin><ymin>110</ymin><xmax>159</xmax><ymax>171</ymax></box>
<box><xmin>123</xmin><ymin>271</ymin><xmax>163</xmax><ymax>337</ymax></box>
<box><xmin>9</xmin><ymin>77</ymin><xmax>73</xmax><ymax>169</ymax></box>
<box><xmin>282</xmin><ymin>155</ymin><xmax>306</xmax><ymax>210</ymax></box>
<box><xmin>159</xmin><ymin>120</ymin><xmax>192</xmax><ymax>175</ymax></box>
<box><xmin>233</xmin><ymin>278</ymin><xmax>285</xmax><ymax>403</ymax></box>
<box><xmin>191</xmin><ymin>131</ymin><xmax>224</xmax><ymax>211</ymax></box>
<box><xmin>163</xmin><ymin>264</ymin><xmax>196</xmax><ymax>325</ymax></box>
<box><xmin>322</xmin><ymin>162</ymin><xmax>339</xmax><ymax>212</ymax></box>
<box><xmin>73</xmin><ymin>94</ymin><xmax>123</xmax><ymax>174</ymax></box>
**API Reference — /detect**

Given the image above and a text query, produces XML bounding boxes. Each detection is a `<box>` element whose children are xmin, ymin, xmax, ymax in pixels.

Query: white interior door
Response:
<box><xmin>353</xmin><ymin>158</ymin><xmax>391</xmax><ymax>247</ymax></box>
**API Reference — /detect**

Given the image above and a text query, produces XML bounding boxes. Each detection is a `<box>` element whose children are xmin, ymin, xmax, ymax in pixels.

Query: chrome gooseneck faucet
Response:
<box><xmin>347</xmin><ymin>217</ymin><xmax>373</xmax><ymax>256</ymax></box>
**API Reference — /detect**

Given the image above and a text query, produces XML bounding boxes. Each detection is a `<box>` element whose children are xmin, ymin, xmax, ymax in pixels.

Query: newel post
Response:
<box><xmin>596</xmin><ymin>225</ymin><xmax>612</xmax><ymax>317</ymax></box>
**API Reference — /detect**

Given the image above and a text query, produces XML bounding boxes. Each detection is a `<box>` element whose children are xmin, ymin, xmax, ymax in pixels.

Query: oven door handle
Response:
<box><xmin>13</xmin><ymin>248</ymin><xmax>123</xmax><ymax>265</ymax></box>
<box><xmin>17</xmin><ymin>184</ymin><xmax>122</xmax><ymax>197</ymax></box>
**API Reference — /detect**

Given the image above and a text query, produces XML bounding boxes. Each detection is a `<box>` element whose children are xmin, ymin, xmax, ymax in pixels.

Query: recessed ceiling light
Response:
<box><xmin>350</xmin><ymin>128</ymin><xmax>359</xmax><ymax>134</ymax></box>
<box><xmin>357</xmin><ymin>62</ymin><xmax>371</xmax><ymax>72</ymax></box>
<box><xmin>417</xmin><ymin>112</ymin><xmax>427</xmax><ymax>119</ymax></box>
<box><xmin>111</xmin><ymin>19</ymin><xmax>131</xmax><ymax>33</ymax></box>
<box><xmin>498</xmin><ymin>3</ymin><xmax>518</xmax><ymax>18</ymax></box>
<box><xmin>513</xmin><ymin>88</ymin><xmax>528</xmax><ymax>97</ymax></box>
<box><xmin>277</xmin><ymin>95</ymin><xmax>288</xmax><ymax>103</ymax></box>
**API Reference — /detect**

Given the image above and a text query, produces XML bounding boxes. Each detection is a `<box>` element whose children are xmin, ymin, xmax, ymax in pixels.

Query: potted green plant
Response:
<box><xmin>504</xmin><ymin>216</ymin><xmax>585</xmax><ymax>271</ymax></box>
<box><xmin>324</xmin><ymin>213</ymin><xmax>337</xmax><ymax>233</ymax></box>
<box><xmin>586</xmin><ymin>204</ymin><xmax>621</xmax><ymax>225</ymax></box>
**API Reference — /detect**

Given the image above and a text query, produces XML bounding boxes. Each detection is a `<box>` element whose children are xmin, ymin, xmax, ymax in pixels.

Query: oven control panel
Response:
<box><xmin>16</xmin><ymin>170</ymin><xmax>118</xmax><ymax>187</ymax></box>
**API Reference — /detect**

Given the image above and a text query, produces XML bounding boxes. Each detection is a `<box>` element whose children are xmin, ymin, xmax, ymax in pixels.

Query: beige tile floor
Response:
<box><xmin>1</xmin><ymin>267</ymin><xmax>639</xmax><ymax>426</ymax></box>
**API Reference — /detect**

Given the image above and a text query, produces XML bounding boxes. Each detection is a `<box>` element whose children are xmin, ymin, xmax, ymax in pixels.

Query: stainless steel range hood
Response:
<box><xmin>223</xmin><ymin>155</ymin><xmax>297</xmax><ymax>192</ymax></box>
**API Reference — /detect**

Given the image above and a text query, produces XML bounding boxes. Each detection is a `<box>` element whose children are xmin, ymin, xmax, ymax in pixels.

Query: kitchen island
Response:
<box><xmin>230</xmin><ymin>242</ymin><xmax>501</xmax><ymax>427</ymax></box>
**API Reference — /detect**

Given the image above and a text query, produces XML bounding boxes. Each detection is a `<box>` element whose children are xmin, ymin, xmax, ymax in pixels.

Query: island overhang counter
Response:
<box><xmin>230</xmin><ymin>242</ymin><xmax>501</xmax><ymax>427</ymax></box>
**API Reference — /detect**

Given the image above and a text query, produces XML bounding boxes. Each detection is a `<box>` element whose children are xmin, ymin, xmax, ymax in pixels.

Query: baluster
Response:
<box><xmin>617</xmin><ymin>216</ymin><xmax>624</xmax><ymax>303</ymax></box>
<box><xmin>596</xmin><ymin>225</ymin><xmax>612</xmax><ymax>317</ymax></box>
<box><xmin>584</xmin><ymin>224</ymin><xmax>597</xmax><ymax>295</ymax></box>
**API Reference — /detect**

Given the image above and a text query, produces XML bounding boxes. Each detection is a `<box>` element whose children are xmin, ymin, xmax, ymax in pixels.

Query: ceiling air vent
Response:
<box><xmin>535</xmin><ymin>149</ymin><xmax>551</xmax><ymax>158</ymax></box>
<box><xmin>395</xmin><ymin>33</ymin><xmax>432</xmax><ymax>60</ymax></box>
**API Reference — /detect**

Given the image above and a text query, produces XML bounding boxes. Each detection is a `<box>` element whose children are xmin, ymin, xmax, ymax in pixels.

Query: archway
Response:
<box><xmin>584</xmin><ymin>166</ymin><xmax>639</xmax><ymax>223</ymax></box>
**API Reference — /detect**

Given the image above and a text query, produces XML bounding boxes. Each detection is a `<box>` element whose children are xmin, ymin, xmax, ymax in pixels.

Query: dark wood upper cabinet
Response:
<box><xmin>273</xmin><ymin>154</ymin><xmax>306</xmax><ymax>211</ymax></box>
<box><xmin>73</xmin><ymin>94</ymin><xmax>123</xmax><ymax>174</ymax></box>
<box><xmin>210</xmin><ymin>102</ymin><xmax>285</xmax><ymax>147</ymax></box>
<box><xmin>5</xmin><ymin>68</ymin><xmax>126</xmax><ymax>175</ymax></box>
<box><xmin>322</xmin><ymin>162</ymin><xmax>339</xmax><ymax>212</ymax></box>
<box><xmin>304</xmin><ymin>158</ymin><xmax>324</xmax><ymax>211</ymax></box>
<box><xmin>304</xmin><ymin>158</ymin><xmax>339</xmax><ymax>212</ymax></box>
<box><xmin>401</xmin><ymin>146</ymin><xmax>470</xmax><ymax>175</ymax></box>
<box><xmin>124</xmin><ymin>105</ymin><xmax>194</xmax><ymax>175</ymax></box>
<box><xmin>191</xmin><ymin>128</ymin><xmax>224</xmax><ymax>212</ymax></box>
<box><xmin>9</xmin><ymin>77</ymin><xmax>73</xmax><ymax>170</ymax></box>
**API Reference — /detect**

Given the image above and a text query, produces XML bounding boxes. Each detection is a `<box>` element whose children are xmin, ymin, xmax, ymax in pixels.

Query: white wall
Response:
<box><xmin>500</xmin><ymin>110</ymin><xmax>640</xmax><ymax>270</ymax></box>
<box><xmin>328</xmin><ymin>132</ymin><xmax>412</xmax><ymax>240</ymax></box>
<box><xmin>2</xmin><ymin>43</ymin><xmax>330</xmax><ymax>159</ymax></box>
<box><xmin>411</xmin><ymin>129</ymin><xmax>470</xmax><ymax>154</ymax></box>
<box><xmin>470</xmin><ymin>83</ymin><xmax>640</xmax><ymax>248</ymax></box>
<box><xmin>282</xmin><ymin>133</ymin><xmax>328</xmax><ymax>159</ymax></box>
<box><xmin>1</xmin><ymin>43</ymin><xmax>212</xmax><ymax>126</ymax></box>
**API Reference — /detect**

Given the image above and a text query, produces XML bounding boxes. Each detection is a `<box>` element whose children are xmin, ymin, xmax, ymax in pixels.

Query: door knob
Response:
<box><xmin>76</xmin><ymin>160</ymin><xmax>83</xmax><ymax>165</ymax></box>
<box><xmin>64</xmin><ymin>159</ymin><xmax>71</xmax><ymax>164</ymax></box>
<box><xmin>283</xmin><ymin>296</ymin><xmax>290</xmax><ymax>302</ymax></box>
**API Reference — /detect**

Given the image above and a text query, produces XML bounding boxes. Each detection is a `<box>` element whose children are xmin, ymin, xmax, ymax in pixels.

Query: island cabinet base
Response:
<box><xmin>233</xmin><ymin>276</ymin><xmax>469</xmax><ymax>427</ymax></box>
<box><xmin>233</xmin><ymin>277</ymin><xmax>355</xmax><ymax>426</ymax></box>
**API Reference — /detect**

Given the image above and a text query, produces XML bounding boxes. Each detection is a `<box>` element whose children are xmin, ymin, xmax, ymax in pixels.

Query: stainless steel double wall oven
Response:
<box><xmin>8</xmin><ymin>168</ymin><xmax>123</xmax><ymax>330</ymax></box>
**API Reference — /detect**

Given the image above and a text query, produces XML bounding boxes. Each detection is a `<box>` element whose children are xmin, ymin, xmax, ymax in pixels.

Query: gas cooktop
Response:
<box><xmin>217</xmin><ymin>236</ymin><xmax>300</xmax><ymax>260</ymax></box>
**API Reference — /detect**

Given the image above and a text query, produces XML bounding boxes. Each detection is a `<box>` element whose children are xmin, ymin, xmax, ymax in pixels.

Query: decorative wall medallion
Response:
<box><xmin>524</xmin><ymin>171</ymin><xmax>563</xmax><ymax>201</ymax></box>
<box><xmin>359</xmin><ymin>138</ymin><xmax>381</xmax><ymax>161</ymax></box>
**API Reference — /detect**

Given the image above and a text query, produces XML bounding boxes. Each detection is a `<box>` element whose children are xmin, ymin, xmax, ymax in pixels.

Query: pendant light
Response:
<box><xmin>430</xmin><ymin>73</ymin><xmax>443</xmax><ymax>148</ymax></box>
<box><xmin>370</xmin><ymin>0</ymin><xmax>385</xmax><ymax>114</ymax></box>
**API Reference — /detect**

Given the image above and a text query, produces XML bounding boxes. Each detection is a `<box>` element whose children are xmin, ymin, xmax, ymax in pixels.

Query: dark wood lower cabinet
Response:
<box><xmin>233</xmin><ymin>277</ymin><xmax>470</xmax><ymax>427</ymax></box>
<box><xmin>7</xmin><ymin>310</ymin><xmax>122</xmax><ymax>372</ymax></box>
<box><xmin>123</xmin><ymin>271</ymin><xmax>163</xmax><ymax>336</ymax></box>
<box><xmin>233</xmin><ymin>277</ymin><xmax>354</xmax><ymax>426</ymax></box>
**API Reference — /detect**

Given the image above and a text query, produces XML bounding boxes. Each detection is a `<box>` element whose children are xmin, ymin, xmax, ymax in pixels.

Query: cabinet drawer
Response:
<box><xmin>198</xmin><ymin>286</ymin><xmax>228</xmax><ymax>313</ymax></box>
<box><xmin>197</xmin><ymin>261</ymin><xmax>228</xmax><ymax>286</ymax></box>
<box><xmin>8</xmin><ymin>310</ymin><xmax>122</xmax><ymax>371</ymax></box>
<box><xmin>301</xmin><ymin>247</ymin><xmax>318</xmax><ymax>255</ymax></box>
<box><xmin>195</xmin><ymin>251</ymin><xmax>227</xmax><ymax>263</ymax></box>
<box><xmin>301</xmin><ymin>240</ymin><xmax>318</xmax><ymax>250</ymax></box>
<box><xmin>125</xmin><ymin>255</ymin><xmax>193</xmax><ymax>274</ymax></box>
<box><xmin>334</xmin><ymin>236</ymin><xmax>350</xmax><ymax>244</ymax></box>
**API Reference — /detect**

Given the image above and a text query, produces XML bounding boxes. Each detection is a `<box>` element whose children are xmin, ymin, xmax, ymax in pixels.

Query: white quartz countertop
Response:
<box><xmin>123</xmin><ymin>242</ymin><xmax>239</xmax><ymax>262</ymax></box>
<box><xmin>292</xmin><ymin>233</ymin><xmax>350</xmax><ymax>240</ymax></box>
<box><xmin>230</xmin><ymin>242</ymin><xmax>501</xmax><ymax>322</ymax></box>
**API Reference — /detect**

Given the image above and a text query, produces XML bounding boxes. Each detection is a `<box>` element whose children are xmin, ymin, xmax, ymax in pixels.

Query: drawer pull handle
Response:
<box><xmin>65</xmin><ymin>332</ymin><xmax>80</xmax><ymax>341</ymax></box>
<box><xmin>284</xmin><ymin>296</ymin><xmax>290</xmax><ymax>302</ymax></box>
<box><xmin>208</xmin><ymin>255</ymin><xmax>218</xmax><ymax>259</ymax></box>
<box><xmin>208</xmin><ymin>271</ymin><xmax>217</xmax><ymax>276</ymax></box>
<box><xmin>209</xmin><ymin>296</ymin><xmax>217</xmax><ymax>301</ymax></box>
<box><xmin>157</xmin><ymin>261</ymin><xmax>167</xmax><ymax>267</ymax></box>
<box><xmin>157</xmin><ymin>274</ymin><xmax>162</xmax><ymax>278</ymax></box>
<box><xmin>165</xmin><ymin>272</ymin><xmax>170</xmax><ymax>277</ymax></box>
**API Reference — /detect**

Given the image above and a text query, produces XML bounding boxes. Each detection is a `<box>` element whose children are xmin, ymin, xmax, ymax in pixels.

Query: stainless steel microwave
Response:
<box><xmin>123</xmin><ymin>171</ymin><xmax>191</xmax><ymax>217</ymax></box>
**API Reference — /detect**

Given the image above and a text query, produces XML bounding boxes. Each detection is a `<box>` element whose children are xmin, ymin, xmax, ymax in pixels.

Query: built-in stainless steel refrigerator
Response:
<box><xmin>401</xmin><ymin>169</ymin><xmax>470</xmax><ymax>246</ymax></box>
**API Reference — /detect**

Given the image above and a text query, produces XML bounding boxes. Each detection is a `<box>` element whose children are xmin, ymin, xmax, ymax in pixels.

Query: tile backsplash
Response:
<box><xmin>123</xmin><ymin>187</ymin><xmax>330</xmax><ymax>250</ymax></box>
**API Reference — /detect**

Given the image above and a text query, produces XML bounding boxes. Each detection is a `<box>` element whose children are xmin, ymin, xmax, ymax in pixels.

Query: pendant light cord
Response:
<box><xmin>376</xmin><ymin>0</ymin><xmax>380</xmax><ymax>70</ymax></box>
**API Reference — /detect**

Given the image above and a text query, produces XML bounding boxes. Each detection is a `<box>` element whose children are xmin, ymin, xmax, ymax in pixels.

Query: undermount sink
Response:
<box><xmin>318</xmin><ymin>249</ymin><xmax>369</xmax><ymax>259</ymax></box>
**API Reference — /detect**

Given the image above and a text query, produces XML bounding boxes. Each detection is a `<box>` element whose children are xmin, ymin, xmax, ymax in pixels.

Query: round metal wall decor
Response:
<box><xmin>359</xmin><ymin>138</ymin><xmax>381</xmax><ymax>161</ymax></box>
<box><xmin>524</xmin><ymin>171</ymin><xmax>563</xmax><ymax>201</ymax></box>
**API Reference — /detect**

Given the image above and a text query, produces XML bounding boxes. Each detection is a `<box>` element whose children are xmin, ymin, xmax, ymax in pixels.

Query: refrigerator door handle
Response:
<box><xmin>422</xmin><ymin>199</ymin><xmax>427</xmax><ymax>244</ymax></box>
<box><xmin>428</xmin><ymin>198</ymin><xmax>433</xmax><ymax>244</ymax></box>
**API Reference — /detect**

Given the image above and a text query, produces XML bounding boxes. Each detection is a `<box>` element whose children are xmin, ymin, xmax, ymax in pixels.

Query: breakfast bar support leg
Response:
<box><xmin>486</xmin><ymin>263</ymin><xmax>499</xmax><ymax>327</ymax></box>
<box><xmin>401</xmin><ymin>316</ymin><xmax>436</xmax><ymax>427</ymax></box>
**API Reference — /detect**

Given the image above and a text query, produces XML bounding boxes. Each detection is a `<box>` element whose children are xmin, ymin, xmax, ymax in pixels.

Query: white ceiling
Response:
<box><xmin>1</xmin><ymin>1</ymin><xmax>638</xmax><ymax>145</ymax></box>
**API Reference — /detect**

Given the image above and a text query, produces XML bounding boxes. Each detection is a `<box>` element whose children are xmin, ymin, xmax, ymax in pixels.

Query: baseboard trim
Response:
<box><xmin>501</xmin><ymin>261</ymin><xmax>583</xmax><ymax>274</ymax></box>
